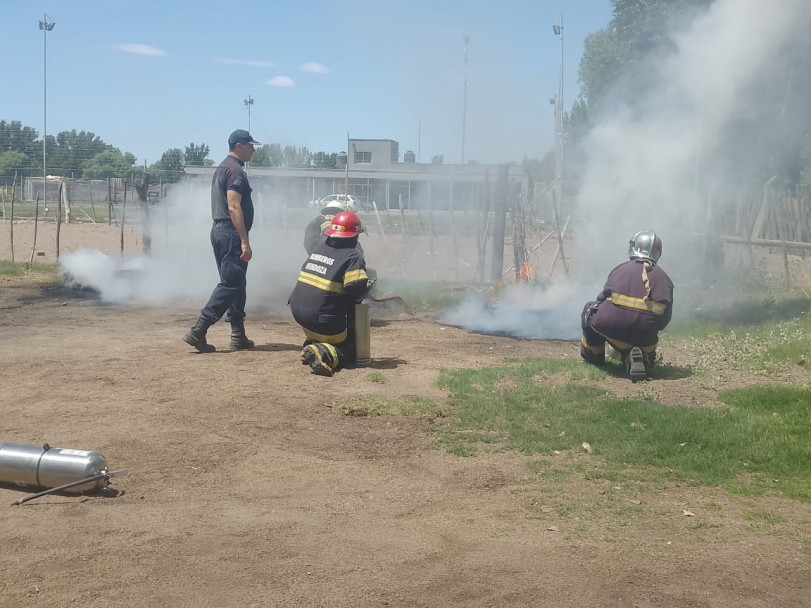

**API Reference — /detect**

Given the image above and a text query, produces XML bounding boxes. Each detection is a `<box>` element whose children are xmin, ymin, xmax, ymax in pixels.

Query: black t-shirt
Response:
<box><xmin>210</xmin><ymin>155</ymin><xmax>254</xmax><ymax>231</ymax></box>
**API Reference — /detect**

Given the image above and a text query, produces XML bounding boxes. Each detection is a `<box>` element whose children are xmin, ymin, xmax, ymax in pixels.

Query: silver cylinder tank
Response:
<box><xmin>0</xmin><ymin>442</ymin><xmax>109</xmax><ymax>493</ymax></box>
<box><xmin>354</xmin><ymin>302</ymin><xmax>371</xmax><ymax>366</ymax></box>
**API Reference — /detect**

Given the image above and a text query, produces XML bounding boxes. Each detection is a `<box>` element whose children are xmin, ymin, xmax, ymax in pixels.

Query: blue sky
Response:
<box><xmin>2</xmin><ymin>1</ymin><xmax>613</xmax><ymax>166</ymax></box>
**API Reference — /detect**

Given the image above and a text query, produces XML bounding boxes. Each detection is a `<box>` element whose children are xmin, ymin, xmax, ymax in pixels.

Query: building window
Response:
<box><xmin>354</xmin><ymin>150</ymin><xmax>371</xmax><ymax>164</ymax></box>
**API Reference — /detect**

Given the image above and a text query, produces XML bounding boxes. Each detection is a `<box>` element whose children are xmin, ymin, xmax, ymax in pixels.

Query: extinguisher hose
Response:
<box><xmin>11</xmin><ymin>469</ymin><xmax>126</xmax><ymax>506</ymax></box>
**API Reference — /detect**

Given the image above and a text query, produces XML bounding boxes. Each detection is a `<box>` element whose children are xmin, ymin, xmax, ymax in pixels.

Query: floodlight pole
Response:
<box><xmin>345</xmin><ymin>133</ymin><xmax>350</xmax><ymax>196</ymax></box>
<box><xmin>553</xmin><ymin>16</ymin><xmax>564</xmax><ymax>202</ymax></box>
<box><xmin>461</xmin><ymin>36</ymin><xmax>470</xmax><ymax>164</ymax></box>
<box><xmin>244</xmin><ymin>95</ymin><xmax>253</xmax><ymax>132</ymax></box>
<box><xmin>39</xmin><ymin>14</ymin><xmax>55</xmax><ymax>208</ymax></box>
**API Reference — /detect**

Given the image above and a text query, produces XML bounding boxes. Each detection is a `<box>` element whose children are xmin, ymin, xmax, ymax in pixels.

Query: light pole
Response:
<box><xmin>244</xmin><ymin>95</ymin><xmax>254</xmax><ymax>132</ymax></box>
<box><xmin>552</xmin><ymin>17</ymin><xmax>564</xmax><ymax>201</ymax></box>
<box><xmin>39</xmin><ymin>14</ymin><xmax>55</xmax><ymax>207</ymax></box>
<box><xmin>461</xmin><ymin>35</ymin><xmax>470</xmax><ymax>164</ymax></box>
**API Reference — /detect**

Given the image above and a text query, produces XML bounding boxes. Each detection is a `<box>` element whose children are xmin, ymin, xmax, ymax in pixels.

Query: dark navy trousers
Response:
<box><xmin>200</xmin><ymin>222</ymin><xmax>248</xmax><ymax>324</ymax></box>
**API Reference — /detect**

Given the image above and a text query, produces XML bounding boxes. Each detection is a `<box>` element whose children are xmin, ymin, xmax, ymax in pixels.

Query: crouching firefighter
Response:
<box><xmin>580</xmin><ymin>230</ymin><xmax>674</xmax><ymax>381</ymax></box>
<box><xmin>289</xmin><ymin>211</ymin><xmax>370</xmax><ymax>376</ymax></box>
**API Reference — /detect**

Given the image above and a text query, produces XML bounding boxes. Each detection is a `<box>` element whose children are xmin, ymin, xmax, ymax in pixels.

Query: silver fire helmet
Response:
<box><xmin>628</xmin><ymin>231</ymin><xmax>663</xmax><ymax>262</ymax></box>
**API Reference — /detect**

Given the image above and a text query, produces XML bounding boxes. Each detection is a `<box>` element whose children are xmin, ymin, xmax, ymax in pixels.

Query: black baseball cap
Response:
<box><xmin>228</xmin><ymin>129</ymin><xmax>261</xmax><ymax>146</ymax></box>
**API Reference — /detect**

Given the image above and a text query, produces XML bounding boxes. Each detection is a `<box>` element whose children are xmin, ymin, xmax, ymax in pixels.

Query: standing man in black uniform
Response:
<box><xmin>289</xmin><ymin>211</ymin><xmax>369</xmax><ymax>376</ymax></box>
<box><xmin>183</xmin><ymin>129</ymin><xmax>260</xmax><ymax>353</ymax></box>
<box><xmin>580</xmin><ymin>231</ymin><xmax>674</xmax><ymax>381</ymax></box>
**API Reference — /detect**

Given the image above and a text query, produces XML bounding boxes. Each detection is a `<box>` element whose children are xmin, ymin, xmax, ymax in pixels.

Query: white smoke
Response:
<box><xmin>444</xmin><ymin>0</ymin><xmax>811</xmax><ymax>339</ymax></box>
<box><xmin>576</xmin><ymin>0</ymin><xmax>811</xmax><ymax>284</ymax></box>
<box><xmin>59</xmin><ymin>181</ymin><xmax>306</xmax><ymax>310</ymax></box>
<box><xmin>440</xmin><ymin>281</ymin><xmax>601</xmax><ymax>341</ymax></box>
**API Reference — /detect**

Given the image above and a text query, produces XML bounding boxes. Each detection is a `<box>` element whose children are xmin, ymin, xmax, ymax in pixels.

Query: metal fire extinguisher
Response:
<box><xmin>354</xmin><ymin>301</ymin><xmax>371</xmax><ymax>366</ymax></box>
<box><xmin>0</xmin><ymin>442</ymin><xmax>116</xmax><ymax>504</ymax></box>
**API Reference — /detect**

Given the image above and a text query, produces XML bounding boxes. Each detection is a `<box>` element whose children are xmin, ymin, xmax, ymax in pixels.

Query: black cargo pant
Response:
<box><xmin>200</xmin><ymin>220</ymin><xmax>248</xmax><ymax>324</ymax></box>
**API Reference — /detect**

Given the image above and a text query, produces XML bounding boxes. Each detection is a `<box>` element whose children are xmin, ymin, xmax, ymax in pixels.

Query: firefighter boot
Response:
<box><xmin>183</xmin><ymin>317</ymin><xmax>215</xmax><ymax>353</ymax></box>
<box><xmin>300</xmin><ymin>343</ymin><xmax>337</xmax><ymax>377</ymax></box>
<box><xmin>229</xmin><ymin>319</ymin><xmax>255</xmax><ymax>350</ymax></box>
<box><xmin>627</xmin><ymin>347</ymin><xmax>647</xmax><ymax>382</ymax></box>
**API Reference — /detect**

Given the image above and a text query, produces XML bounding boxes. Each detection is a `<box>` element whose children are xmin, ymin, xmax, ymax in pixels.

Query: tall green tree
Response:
<box><xmin>578</xmin><ymin>0</ymin><xmax>712</xmax><ymax>110</ymax></box>
<box><xmin>49</xmin><ymin>130</ymin><xmax>109</xmax><ymax>176</ymax></box>
<box><xmin>311</xmin><ymin>151</ymin><xmax>337</xmax><ymax>169</ymax></box>
<box><xmin>82</xmin><ymin>149</ymin><xmax>136</xmax><ymax>179</ymax></box>
<box><xmin>184</xmin><ymin>142</ymin><xmax>210</xmax><ymax>167</ymax></box>
<box><xmin>150</xmin><ymin>148</ymin><xmax>186</xmax><ymax>183</ymax></box>
<box><xmin>576</xmin><ymin>0</ymin><xmax>811</xmax><ymax>189</ymax></box>
<box><xmin>251</xmin><ymin>143</ymin><xmax>283</xmax><ymax>167</ymax></box>
<box><xmin>0</xmin><ymin>151</ymin><xmax>32</xmax><ymax>181</ymax></box>
<box><xmin>0</xmin><ymin>120</ymin><xmax>39</xmax><ymax>159</ymax></box>
<box><xmin>282</xmin><ymin>146</ymin><xmax>311</xmax><ymax>168</ymax></box>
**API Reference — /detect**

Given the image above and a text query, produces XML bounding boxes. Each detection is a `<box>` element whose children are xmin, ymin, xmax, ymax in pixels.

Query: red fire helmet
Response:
<box><xmin>325</xmin><ymin>211</ymin><xmax>362</xmax><ymax>238</ymax></box>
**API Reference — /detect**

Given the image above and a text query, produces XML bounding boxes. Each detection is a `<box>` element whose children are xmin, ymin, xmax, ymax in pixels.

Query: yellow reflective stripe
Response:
<box><xmin>608</xmin><ymin>292</ymin><xmax>666</xmax><ymax>314</ymax></box>
<box><xmin>343</xmin><ymin>269</ymin><xmax>368</xmax><ymax>285</ymax></box>
<box><xmin>594</xmin><ymin>330</ymin><xmax>658</xmax><ymax>354</ymax></box>
<box><xmin>302</xmin><ymin>327</ymin><xmax>348</xmax><ymax>344</ymax></box>
<box><xmin>298</xmin><ymin>271</ymin><xmax>344</xmax><ymax>293</ymax></box>
<box><xmin>322</xmin><ymin>343</ymin><xmax>340</xmax><ymax>366</ymax></box>
<box><xmin>581</xmin><ymin>337</ymin><xmax>604</xmax><ymax>355</ymax></box>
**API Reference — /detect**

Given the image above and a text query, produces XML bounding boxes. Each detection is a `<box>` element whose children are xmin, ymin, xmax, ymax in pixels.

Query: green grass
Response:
<box><xmin>0</xmin><ymin>260</ymin><xmax>59</xmax><ymax>278</ymax></box>
<box><xmin>669</xmin><ymin>296</ymin><xmax>811</xmax><ymax>372</ymax></box>
<box><xmin>0</xmin><ymin>260</ymin><xmax>25</xmax><ymax>275</ymax></box>
<box><xmin>431</xmin><ymin>357</ymin><xmax>811</xmax><ymax>501</ymax></box>
<box><xmin>2</xmin><ymin>201</ymin><xmax>122</xmax><ymax>224</ymax></box>
<box><xmin>365</xmin><ymin>372</ymin><xmax>386</xmax><ymax>383</ymax></box>
<box><xmin>742</xmin><ymin>509</ymin><xmax>786</xmax><ymax>524</ymax></box>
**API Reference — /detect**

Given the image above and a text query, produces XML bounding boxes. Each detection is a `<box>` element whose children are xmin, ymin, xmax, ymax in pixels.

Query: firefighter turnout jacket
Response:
<box><xmin>289</xmin><ymin>238</ymin><xmax>369</xmax><ymax>343</ymax></box>
<box><xmin>588</xmin><ymin>258</ymin><xmax>674</xmax><ymax>347</ymax></box>
<box><xmin>303</xmin><ymin>214</ymin><xmax>331</xmax><ymax>255</ymax></box>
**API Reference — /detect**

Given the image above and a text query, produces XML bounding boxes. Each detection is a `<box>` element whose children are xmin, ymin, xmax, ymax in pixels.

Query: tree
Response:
<box><xmin>184</xmin><ymin>142</ymin><xmax>210</xmax><ymax>167</ymax></box>
<box><xmin>0</xmin><ymin>120</ymin><xmax>39</xmax><ymax>159</ymax></box>
<box><xmin>251</xmin><ymin>143</ymin><xmax>283</xmax><ymax>167</ymax></box>
<box><xmin>578</xmin><ymin>0</ymin><xmax>713</xmax><ymax>111</ymax></box>
<box><xmin>311</xmin><ymin>151</ymin><xmax>337</xmax><ymax>169</ymax></box>
<box><xmin>82</xmin><ymin>149</ymin><xmax>136</xmax><ymax>179</ymax></box>
<box><xmin>564</xmin><ymin>98</ymin><xmax>590</xmax><ymax>146</ymax></box>
<box><xmin>0</xmin><ymin>151</ymin><xmax>33</xmax><ymax>181</ymax></box>
<box><xmin>282</xmin><ymin>146</ymin><xmax>311</xmax><ymax>168</ymax></box>
<box><xmin>150</xmin><ymin>148</ymin><xmax>185</xmax><ymax>183</ymax></box>
<box><xmin>49</xmin><ymin>130</ymin><xmax>109</xmax><ymax>176</ymax></box>
<box><xmin>430</xmin><ymin>155</ymin><xmax>444</xmax><ymax>164</ymax></box>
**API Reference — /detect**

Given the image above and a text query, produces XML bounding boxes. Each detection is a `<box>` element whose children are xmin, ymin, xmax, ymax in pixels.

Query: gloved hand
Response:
<box><xmin>583</xmin><ymin>301</ymin><xmax>599</xmax><ymax>327</ymax></box>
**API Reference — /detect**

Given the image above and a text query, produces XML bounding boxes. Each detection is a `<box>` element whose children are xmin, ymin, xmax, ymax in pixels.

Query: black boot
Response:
<box><xmin>183</xmin><ymin>317</ymin><xmax>215</xmax><ymax>353</ymax></box>
<box><xmin>229</xmin><ymin>320</ymin><xmax>255</xmax><ymax>350</ymax></box>
<box><xmin>627</xmin><ymin>347</ymin><xmax>647</xmax><ymax>382</ymax></box>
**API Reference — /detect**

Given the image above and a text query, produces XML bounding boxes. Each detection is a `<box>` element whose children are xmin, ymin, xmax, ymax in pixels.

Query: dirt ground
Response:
<box><xmin>1</xmin><ymin>222</ymin><xmax>809</xmax><ymax>608</ymax></box>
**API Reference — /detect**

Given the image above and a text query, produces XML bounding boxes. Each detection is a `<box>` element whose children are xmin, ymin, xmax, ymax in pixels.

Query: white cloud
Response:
<box><xmin>114</xmin><ymin>43</ymin><xmax>167</xmax><ymax>56</ymax></box>
<box><xmin>214</xmin><ymin>58</ymin><xmax>276</xmax><ymax>68</ymax></box>
<box><xmin>300</xmin><ymin>62</ymin><xmax>329</xmax><ymax>74</ymax></box>
<box><xmin>266</xmin><ymin>76</ymin><xmax>295</xmax><ymax>88</ymax></box>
